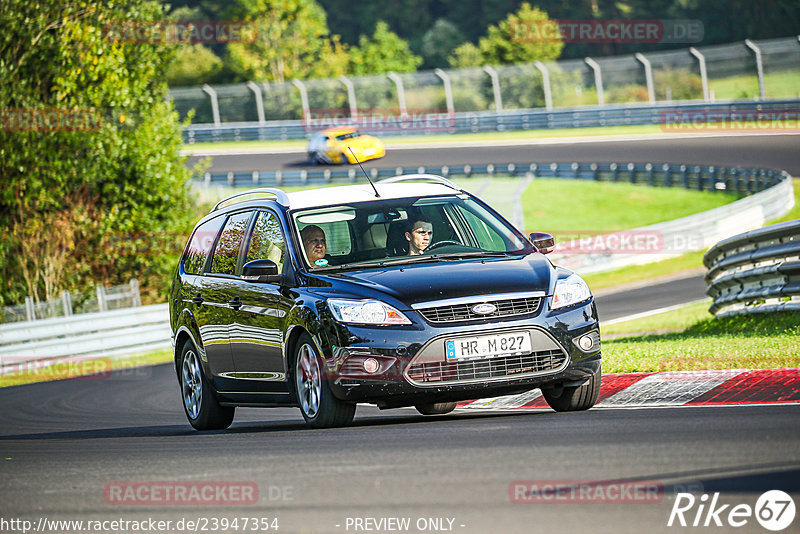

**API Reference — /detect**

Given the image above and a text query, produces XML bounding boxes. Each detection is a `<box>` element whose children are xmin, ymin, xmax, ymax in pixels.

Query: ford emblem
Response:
<box><xmin>472</xmin><ymin>303</ymin><xmax>497</xmax><ymax>315</ymax></box>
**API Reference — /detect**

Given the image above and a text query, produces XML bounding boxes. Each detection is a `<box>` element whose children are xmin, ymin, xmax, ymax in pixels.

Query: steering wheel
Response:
<box><xmin>425</xmin><ymin>240</ymin><xmax>461</xmax><ymax>252</ymax></box>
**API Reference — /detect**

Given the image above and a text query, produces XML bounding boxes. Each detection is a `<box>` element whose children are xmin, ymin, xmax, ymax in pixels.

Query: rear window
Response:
<box><xmin>183</xmin><ymin>216</ymin><xmax>224</xmax><ymax>275</ymax></box>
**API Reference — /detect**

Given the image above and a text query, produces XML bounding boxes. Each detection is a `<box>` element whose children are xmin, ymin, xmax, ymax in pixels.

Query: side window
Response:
<box><xmin>245</xmin><ymin>212</ymin><xmax>286</xmax><ymax>271</ymax></box>
<box><xmin>209</xmin><ymin>211</ymin><xmax>253</xmax><ymax>275</ymax></box>
<box><xmin>183</xmin><ymin>216</ymin><xmax>224</xmax><ymax>275</ymax></box>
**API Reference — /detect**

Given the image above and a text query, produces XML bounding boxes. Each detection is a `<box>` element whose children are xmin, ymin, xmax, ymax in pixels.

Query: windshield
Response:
<box><xmin>334</xmin><ymin>131</ymin><xmax>361</xmax><ymax>141</ymax></box>
<box><xmin>292</xmin><ymin>195</ymin><xmax>532</xmax><ymax>270</ymax></box>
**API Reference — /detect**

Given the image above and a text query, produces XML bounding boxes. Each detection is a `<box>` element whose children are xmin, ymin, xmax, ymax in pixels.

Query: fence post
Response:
<box><xmin>533</xmin><ymin>61</ymin><xmax>553</xmax><ymax>111</ymax></box>
<box><xmin>339</xmin><ymin>75</ymin><xmax>358</xmax><ymax>120</ymax></box>
<box><xmin>663</xmin><ymin>164</ymin><xmax>672</xmax><ymax>187</ymax></box>
<box><xmin>25</xmin><ymin>296</ymin><xmax>36</xmax><ymax>321</ymax></box>
<box><xmin>130</xmin><ymin>279</ymin><xmax>141</xmax><ymax>307</ymax></box>
<box><xmin>635</xmin><ymin>53</ymin><xmax>655</xmax><ymax>104</ymax></box>
<box><xmin>688</xmin><ymin>48</ymin><xmax>710</xmax><ymax>102</ymax></box>
<box><xmin>584</xmin><ymin>57</ymin><xmax>604</xmax><ymax>106</ymax></box>
<box><xmin>482</xmin><ymin>66</ymin><xmax>503</xmax><ymax>112</ymax></box>
<box><xmin>201</xmin><ymin>84</ymin><xmax>221</xmax><ymax>127</ymax></box>
<box><xmin>62</xmin><ymin>290</ymin><xmax>73</xmax><ymax>316</ymax></box>
<box><xmin>97</xmin><ymin>284</ymin><xmax>107</xmax><ymax>312</ymax></box>
<box><xmin>246</xmin><ymin>81</ymin><xmax>266</xmax><ymax>124</ymax></box>
<box><xmin>386</xmin><ymin>72</ymin><xmax>407</xmax><ymax>117</ymax></box>
<box><xmin>434</xmin><ymin>69</ymin><xmax>455</xmax><ymax>116</ymax></box>
<box><xmin>291</xmin><ymin>79</ymin><xmax>310</xmax><ymax>127</ymax></box>
<box><xmin>744</xmin><ymin>39</ymin><xmax>766</xmax><ymax>100</ymax></box>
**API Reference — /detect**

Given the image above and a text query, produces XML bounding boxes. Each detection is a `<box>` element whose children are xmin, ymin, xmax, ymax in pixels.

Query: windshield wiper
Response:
<box><xmin>433</xmin><ymin>251</ymin><xmax>511</xmax><ymax>260</ymax></box>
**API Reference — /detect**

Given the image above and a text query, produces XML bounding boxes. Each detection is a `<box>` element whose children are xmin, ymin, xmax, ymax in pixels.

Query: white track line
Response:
<box><xmin>601</xmin><ymin>299</ymin><xmax>709</xmax><ymax>327</ymax></box>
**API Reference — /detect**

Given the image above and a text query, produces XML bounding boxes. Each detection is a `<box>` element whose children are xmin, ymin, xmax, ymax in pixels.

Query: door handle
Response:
<box><xmin>192</xmin><ymin>295</ymin><xmax>204</xmax><ymax>306</ymax></box>
<box><xmin>228</xmin><ymin>298</ymin><xmax>242</xmax><ymax>310</ymax></box>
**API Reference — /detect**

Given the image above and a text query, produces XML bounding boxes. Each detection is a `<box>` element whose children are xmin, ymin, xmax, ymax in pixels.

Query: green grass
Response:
<box><xmin>710</xmin><ymin>71</ymin><xmax>800</xmax><ymax>100</ymax></box>
<box><xmin>0</xmin><ymin>348</ymin><xmax>173</xmax><ymax>388</ymax></box>
<box><xmin>522</xmin><ymin>179</ymin><xmax>738</xmax><ymax>234</ymax></box>
<box><xmin>602</xmin><ymin>310</ymin><xmax>800</xmax><ymax>373</ymax></box>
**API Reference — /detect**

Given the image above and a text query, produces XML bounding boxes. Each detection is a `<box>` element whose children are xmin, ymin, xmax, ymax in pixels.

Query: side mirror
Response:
<box><xmin>529</xmin><ymin>232</ymin><xmax>555</xmax><ymax>254</ymax></box>
<box><xmin>242</xmin><ymin>259</ymin><xmax>281</xmax><ymax>283</ymax></box>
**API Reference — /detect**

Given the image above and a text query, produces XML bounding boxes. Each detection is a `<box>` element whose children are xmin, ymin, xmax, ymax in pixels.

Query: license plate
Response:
<box><xmin>445</xmin><ymin>332</ymin><xmax>532</xmax><ymax>360</ymax></box>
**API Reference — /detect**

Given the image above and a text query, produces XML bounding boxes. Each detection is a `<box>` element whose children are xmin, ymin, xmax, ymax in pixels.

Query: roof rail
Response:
<box><xmin>377</xmin><ymin>174</ymin><xmax>462</xmax><ymax>191</ymax></box>
<box><xmin>211</xmin><ymin>188</ymin><xmax>290</xmax><ymax>212</ymax></box>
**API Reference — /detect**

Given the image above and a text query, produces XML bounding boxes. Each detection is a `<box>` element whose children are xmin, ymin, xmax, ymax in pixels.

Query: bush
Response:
<box><xmin>0</xmin><ymin>0</ymin><xmax>195</xmax><ymax>306</ymax></box>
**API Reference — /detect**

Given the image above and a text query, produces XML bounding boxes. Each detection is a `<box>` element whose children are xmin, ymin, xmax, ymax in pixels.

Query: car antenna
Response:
<box><xmin>348</xmin><ymin>146</ymin><xmax>380</xmax><ymax>198</ymax></box>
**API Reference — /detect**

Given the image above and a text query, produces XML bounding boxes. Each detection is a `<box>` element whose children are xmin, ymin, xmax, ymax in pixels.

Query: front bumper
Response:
<box><xmin>320</xmin><ymin>299</ymin><xmax>600</xmax><ymax>407</ymax></box>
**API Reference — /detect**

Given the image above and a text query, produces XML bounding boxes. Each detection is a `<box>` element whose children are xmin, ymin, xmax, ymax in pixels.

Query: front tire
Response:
<box><xmin>179</xmin><ymin>341</ymin><xmax>235</xmax><ymax>430</ymax></box>
<box><xmin>415</xmin><ymin>401</ymin><xmax>457</xmax><ymax>415</ymax></box>
<box><xmin>542</xmin><ymin>365</ymin><xmax>601</xmax><ymax>412</ymax></box>
<box><xmin>293</xmin><ymin>333</ymin><xmax>356</xmax><ymax>428</ymax></box>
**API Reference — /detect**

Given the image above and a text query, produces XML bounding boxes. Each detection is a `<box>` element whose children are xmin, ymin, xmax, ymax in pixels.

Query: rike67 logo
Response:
<box><xmin>668</xmin><ymin>490</ymin><xmax>796</xmax><ymax>531</ymax></box>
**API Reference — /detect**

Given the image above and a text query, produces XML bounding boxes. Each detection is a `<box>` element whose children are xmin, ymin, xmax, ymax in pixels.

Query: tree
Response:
<box><xmin>448</xmin><ymin>42</ymin><xmax>483</xmax><ymax>68</ymax></box>
<box><xmin>0</xmin><ymin>0</ymin><xmax>195</xmax><ymax>306</ymax></box>
<box><xmin>224</xmin><ymin>0</ymin><xmax>349</xmax><ymax>82</ymax></box>
<box><xmin>421</xmin><ymin>18</ymin><xmax>465</xmax><ymax>69</ymax></box>
<box><xmin>348</xmin><ymin>21</ymin><xmax>422</xmax><ymax>76</ymax></box>
<box><xmin>477</xmin><ymin>3</ymin><xmax>563</xmax><ymax>65</ymax></box>
<box><xmin>166</xmin><ymin>44</ymin><xmax>224</xmax><ymax>86</ymax></box>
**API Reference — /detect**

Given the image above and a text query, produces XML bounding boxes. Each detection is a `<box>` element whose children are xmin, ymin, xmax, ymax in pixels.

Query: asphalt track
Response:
<box><xmin>0</xmin><ymin>369</ymin><xmax>798</xmax><ymax>534</ymax></box>
<box><xmin>0</xmin><ymin>133</ymin><xmax>797</xmax><ymax>533</ymax></box>
<box><xmin>187</xmin><ymin>133</ymin><xmax>800</xmax><ymax>175</ymax></box>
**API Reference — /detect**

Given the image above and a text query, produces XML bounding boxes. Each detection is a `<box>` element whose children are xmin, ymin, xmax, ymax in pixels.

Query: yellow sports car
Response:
<box><xmin>307</xmin><ymin>127</ymin><xmax>386</xmax><ymax>165</ymax></box>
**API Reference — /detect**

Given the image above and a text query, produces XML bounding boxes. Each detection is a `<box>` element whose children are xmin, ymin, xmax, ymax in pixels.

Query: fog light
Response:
<box><xmin>363</xmin><ymin>358</ymin><xmax>380</xmax><ymax>374</ymax></box>
<box><xmin>578</xmin><ymin>335</ymin><xmax>594</xmax><ymax>351</ymax></box>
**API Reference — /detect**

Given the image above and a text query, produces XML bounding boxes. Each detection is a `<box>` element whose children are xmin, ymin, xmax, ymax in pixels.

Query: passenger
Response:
<box><xmin>405</xmin><ymin>219</ymin><xmax>433</xmax><ymax>255</ymax></box>
<box><xmin>301</xmin><ymin>225</ymin><xmax>327</xmax><ymax>263</ymax></box>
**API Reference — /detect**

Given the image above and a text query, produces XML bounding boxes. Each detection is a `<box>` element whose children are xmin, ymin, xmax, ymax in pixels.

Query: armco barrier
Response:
<box><xmin>183</xmin><ymin>99</ymin><xmax>800</xmax><ymax>143</ymax></box>
<box><xmin>0</xmin><ymin>304</ymin><xmax>170</xmax><ymax>367</ymax></box>
<box><xmin>197</xmin><ymin>161</ymin><xmax>785</xmax><ymax>193</ymax></box>
<box><xmin>704</xmin><ymin>219</ymin><xmax>800</xmax><ymax>317</ymax></box>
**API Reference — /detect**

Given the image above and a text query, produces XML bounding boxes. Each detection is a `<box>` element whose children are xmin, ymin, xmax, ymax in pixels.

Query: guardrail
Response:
<box><xmin>704</xmin><ymin>219</ymin><xmax>800</xmax><ymax>317</ymax></box>
<box><xmin>197</xmin><ymin>161</ymin><xmax>785</xmax><ymax>195</ymax></box>
<box><xmin>0</xmin><ymin>304</ymin><xmax>170</xmax><ymax>367</ymax></box>
<box><xmin>183</xmin><ymin>99</ymin><xmax>800</xmax><ymax>143</ymax></box>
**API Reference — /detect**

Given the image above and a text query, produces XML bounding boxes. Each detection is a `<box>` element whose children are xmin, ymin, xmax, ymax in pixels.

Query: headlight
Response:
<box><xmin>327</xmin><ymin>299</ymin><xmax>411</xmax><ymax>325</ymax></box>
<box><xmin>551</xmin><ymin>274</ymin><xmax>592</xmax><ymax>310</ymax></box>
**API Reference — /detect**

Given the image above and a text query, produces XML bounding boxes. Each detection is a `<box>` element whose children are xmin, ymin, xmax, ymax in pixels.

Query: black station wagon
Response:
<box><xmin>170</xmin><ymin>175</ymin><xmax>601</xmax><ymax>429</ymax></box>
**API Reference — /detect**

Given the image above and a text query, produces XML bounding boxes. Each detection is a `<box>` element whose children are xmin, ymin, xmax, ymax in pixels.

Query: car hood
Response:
<box><xmin>311</xmin><ymin>254</ymin><xmax>554</xmax><ymax>308</ymax></box>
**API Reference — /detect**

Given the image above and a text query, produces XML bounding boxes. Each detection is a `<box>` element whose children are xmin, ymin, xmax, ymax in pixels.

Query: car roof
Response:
<box><xmin>287</xmin><ymin>182</ymin><xmax>459</xmax><ymax>210</ymax></box>
<box><xmin>321</xmin><ymin>126</ymin><xmax>357</xmax><ymax>135</ymax></box>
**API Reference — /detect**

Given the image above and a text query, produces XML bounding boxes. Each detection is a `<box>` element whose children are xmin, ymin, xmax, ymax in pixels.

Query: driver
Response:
<box><xmin>405</xmin><ymin>219</ymin><xmax>433</xmax><ymax>255</ymax></box>
<box><xmin>301</xmin><ymin>224</ymin><xmax>327</xmax><ymax>263</ymax></box>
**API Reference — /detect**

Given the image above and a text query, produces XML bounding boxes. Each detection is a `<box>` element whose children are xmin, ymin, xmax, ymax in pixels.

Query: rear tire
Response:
<box><xmin>415</xmin><ymin>401</ymin><xmax>457</xmax><ymax>416</ymax></box>
<box><xmin>542</xmin><ymin>365</ymin><xmax>601</xmax><ymax>412</ymax></box>
<box><xmin>293</xmin><ymin>333</ymin><xmax>356</xmax><ymax>428</ymax></box>
<box><xmin>179</xmin><ymin>341</ymin><xmax>235</xmax><ymax>430</ymax></box>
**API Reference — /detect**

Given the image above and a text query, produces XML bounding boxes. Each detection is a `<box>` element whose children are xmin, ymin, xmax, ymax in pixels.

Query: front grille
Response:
<box><xmin>417</xmin><ymin>297</ymin><xmax>541</xmax><ymax>323</ymax></box>
<box><xmin>406</xmin><ymin>349</ymin><xmax>566</xmax><ymax>385</ymax></box>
